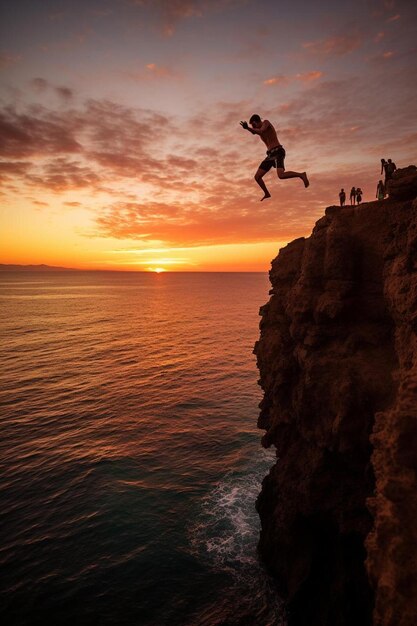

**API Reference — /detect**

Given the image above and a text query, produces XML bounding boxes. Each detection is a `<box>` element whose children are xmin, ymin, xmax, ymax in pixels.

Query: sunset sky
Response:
<box><xmin>1</xmin><ymin>0</ymin><xmax>416</xmax><ymax>271</ymax></box>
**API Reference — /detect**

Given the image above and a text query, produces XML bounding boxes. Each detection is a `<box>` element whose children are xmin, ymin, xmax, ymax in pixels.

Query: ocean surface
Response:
<box><xmin>0</xmin><ymin>271</ymin><xmax>284</xmax><ymax>626</ymax></box>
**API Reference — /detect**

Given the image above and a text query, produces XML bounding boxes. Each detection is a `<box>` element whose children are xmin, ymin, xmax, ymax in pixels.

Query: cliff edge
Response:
<box><xmin>254</xmin><ymin>166</ymin><xmax>417</xmax><ymax>626</ymax></box>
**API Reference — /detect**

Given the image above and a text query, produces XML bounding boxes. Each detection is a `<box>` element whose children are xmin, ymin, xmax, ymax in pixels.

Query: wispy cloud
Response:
<box><xmin>26</xmin><ymin>158</ymin><xmax>102</xmax><ymax>192</ymax></box>
<box><xmin>302</xmin><ymin>33</ymin><xmax>361</xmax><ymax>58</ymax></box>
<box><xmin>30</xmin><ymin>78</ymin><xmax>75</xmax><ymax>101</ymax></box>
<box><xmin>31</xmin><ymin>199</ymin><xmax>49</xmax><ymax>207</ymax></box>
<box><xmin>55</xmin><ymin>86</ymin><xmax>74</xmax><ymax>101</ymax></box>
<box><xmin>296</xmin><ymin>71</ymin><xmax>323</xmax><ymax>82</ymax></box>
<box><xmin>128</xmin><ymin>0</ymin><xmax>246</xmax><ymax>36</ymax></box>
<box><xmin>0</xmin><ymin>52</ymin><xmax>22</xmax><ymax>70</ymax></box>
<box><xmin>146</xmin><ymin>63</ymin><xmax>171</xmax><ymax>76</ymax></box>
<box><xmin>124</xmin><ymin>62</ymin><xmax>181</xmax><ymax>82</ymax></box>
<box><xmin>31</xmin><ymin>77</ymin><xmax>49</xmax><ymax>92</ymax></box>
<box><xmin>386</xmin><ymin>13</ymin><xmax>400</xmax><ymax>22</ymax></box>
<box><xmin>264</xmin><ymin>71</ymin><xmax>323</xmax><ymax>86</ymax></box>
<box><xmin>263</xmin><ymin>75</ymin><xmax>290</xmax><ymax>86</ymax></box>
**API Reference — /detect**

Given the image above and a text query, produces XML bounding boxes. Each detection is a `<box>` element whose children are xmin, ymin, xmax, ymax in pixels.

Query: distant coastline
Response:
<box><xmin>0</xmin><ymin>264</ymin><xmax>77</xmax><ymax>272</ymax></box>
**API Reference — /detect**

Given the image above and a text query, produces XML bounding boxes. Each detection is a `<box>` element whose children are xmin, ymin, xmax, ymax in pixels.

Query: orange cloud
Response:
<box><xmin>26</xmin><ymin>158</ymin><xmax>101</xmax><ymax>192</ymax></box>
<box><xmin>302</xmin><ymin>34</ymin><xmax>361</xmax><ymax>58</ymax></box>
<box><xmin>0</xmin><ymin>161</ymin><xmax>31</xmax><ymax>180</ymax></box>
<box><xmin>0</xmin><ymin>110</ymin><xmax>81</xmax><ymax>159</ymax></box>
<box><xmin>264</xmin><ymin>71</ymin><xmax>322</xmax><ymax>86</ymax></box>
<box><xmin>146</xmin><ymin>63</ymin><xmax>178</xmax><ymax>77</ymax></box>
<box><xmin>125</xmin><ymin>63</ymin><xmax>180</xmax><ymax>82</ymax></box>
<box><xmin>264</xmin><ymin>75</ymin><xmax>290</xmax><ymax>86</ymax></box>
<box><xmin>93</xmin><ymin>195</ymin><xmax>316</xmax><ymax>247</ymax></box>
<box><xmin>295</xmin><ymin>71</ymin><xmax>323</xmax><ymax>82</ymax></box>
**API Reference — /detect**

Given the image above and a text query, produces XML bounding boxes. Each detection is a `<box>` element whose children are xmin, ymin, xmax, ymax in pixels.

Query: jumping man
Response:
<box><xmin>240</xmin><ymin>114</ymin><xmax>309</xmax><ymax>200</ymax></box>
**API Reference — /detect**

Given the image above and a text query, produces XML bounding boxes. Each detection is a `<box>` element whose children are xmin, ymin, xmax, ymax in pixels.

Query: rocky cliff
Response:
<box><xmin>254</xmin><ymin>166</ymin><xmax>417</xmax><ymax>626</ymax></box>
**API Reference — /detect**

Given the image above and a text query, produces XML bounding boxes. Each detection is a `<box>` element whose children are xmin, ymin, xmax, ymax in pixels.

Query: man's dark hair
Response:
<box><xmin>249</xmin><ymin>114</ymin><xmax>261</xmax><ymax>124</ymax></box>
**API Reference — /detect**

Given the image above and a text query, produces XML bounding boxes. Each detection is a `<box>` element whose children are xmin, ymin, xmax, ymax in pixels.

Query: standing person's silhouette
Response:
<box><xmin>350</xmin><ymin>187</ymin><xmax>357</xmax><ymax>205</ymax></box>
<box><xmin>339</xmin><ymin>188</ymin><xmax>346</xmax><ymax>206</ymax></box>
<box><xmin>240</xmin><ymin>114</ymin><xmax>309</xmax><ymax>200</ymax></box>
<box><xmin>376</xmin><ymin>180</ymin><xmax>385</xmax><ymax>200</ymax></box>
<box><xmin>356</xmin><ymin>187</ymin><xmax>363</xmax><ymax>204</ymax></box>
<box><xmin>385</xmin><ymin>159</ymin><xmax>397</xmax><ymax>181</ymax></box>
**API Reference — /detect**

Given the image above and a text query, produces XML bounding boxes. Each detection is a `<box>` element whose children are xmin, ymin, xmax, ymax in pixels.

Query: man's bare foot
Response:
<box><xmin>261</xmin><ymin>192</ymin><xmax>271</xmax><ymax>201</ymax></box>
<box><xmin>302</xmin><ymin>172</ymin><xmax>310</xmax><ymax>188</ymax></box>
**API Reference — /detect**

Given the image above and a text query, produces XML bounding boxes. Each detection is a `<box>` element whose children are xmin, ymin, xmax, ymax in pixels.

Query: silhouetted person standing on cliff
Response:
<box><xmin>356</xmin><ymin>187</ymin><xmax>363</xmax><ymax>204</ymax></box>
<box><xmin>381</xmin><ymin>158</ymin><xmax>397</xmax><ymax>183</ymax></box>
<box><xmin>350</xmin><ymin>186</ymin><xmax>357</xmax><ymax>205</ymax></box>
<box><xmin>386</xmin><ymin>158</ymin><xmax>397</xmax><ymax>181</ymax></box>
<box><xmin>376</xmin><ymin>180</ymin><xmax>385</xmax><ymax>200</ymax></box>
<box><xmin>240</xmin><ymin>114</ymin><xmax>309</xmax><ymax>200</ymax></box>
<box><xmin>339</xmin><ymin>188</ymin><xmax>346</xmax><ymax>206</ymax></box>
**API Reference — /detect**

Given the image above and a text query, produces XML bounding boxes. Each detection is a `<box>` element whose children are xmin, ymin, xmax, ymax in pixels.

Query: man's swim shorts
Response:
<box><xmin>259</xmin><ymin>145</ymin><xmax>286</xmax><ymax>172</ymax></box>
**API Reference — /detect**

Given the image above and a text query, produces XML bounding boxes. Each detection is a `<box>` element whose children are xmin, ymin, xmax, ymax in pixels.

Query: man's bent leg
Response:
<box><xmin>254</xmin><ymin>168</ymin><xmax>271</xmax><ymax>200</ymax></box>
<box><xmin>276</xmin><ymin>168</ymin><xmax>309</xmax><ymax>188</ymax></box>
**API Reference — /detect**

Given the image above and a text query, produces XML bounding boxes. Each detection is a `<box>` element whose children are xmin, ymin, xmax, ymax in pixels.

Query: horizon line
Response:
<box><xmin>0</xmin><ymin>264</ymin><xmax>268</xmax><ymax>274</ymax></box>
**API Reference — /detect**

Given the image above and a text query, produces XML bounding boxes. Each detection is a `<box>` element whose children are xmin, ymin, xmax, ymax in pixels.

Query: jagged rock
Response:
<box><xmin>387</xmin><ymin>165</ymin><xmax>417</xmax><ymax>201</ymax></box>
<box><xmin>255</xmin><ymin>166</ymin><xmax>417</xmax><ymax>626</ymax></box>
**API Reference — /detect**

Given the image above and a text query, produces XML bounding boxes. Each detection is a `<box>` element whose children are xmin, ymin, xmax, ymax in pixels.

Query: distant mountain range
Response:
<box><xmin>0</xmin><ymin>264</ymin><xmax>76</xmax><ymax>271</ymax></box>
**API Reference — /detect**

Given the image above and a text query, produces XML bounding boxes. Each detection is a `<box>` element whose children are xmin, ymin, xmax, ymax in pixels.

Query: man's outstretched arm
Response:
<box><xmin>240</xmin><ymin>120</ymin><xmax>270</xmax><ymax>135</ymax></box>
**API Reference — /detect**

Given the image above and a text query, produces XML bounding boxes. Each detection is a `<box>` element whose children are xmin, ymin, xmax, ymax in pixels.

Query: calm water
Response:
<box><xmin>0</xmin><ymin>271</ymin><xmax>283</xmax><ymax>626</ymax></box>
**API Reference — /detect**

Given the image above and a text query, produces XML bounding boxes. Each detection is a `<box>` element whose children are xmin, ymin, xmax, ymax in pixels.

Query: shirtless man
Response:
<box><xmin>240</xmin><ymin>114</ymin><xmax>309</xmax><ymax>200</ymax></box>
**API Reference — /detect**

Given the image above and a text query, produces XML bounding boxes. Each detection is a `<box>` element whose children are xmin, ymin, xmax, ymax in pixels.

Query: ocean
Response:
<box><xmin>0</xmin><ymin>271</ymin><xmax>284</xmax><ymax>626</ymax></box>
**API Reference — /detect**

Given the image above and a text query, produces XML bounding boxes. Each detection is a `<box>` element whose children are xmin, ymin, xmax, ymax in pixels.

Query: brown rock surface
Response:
<box><xmin>387</xmin><ymin>165</ymin><xmax>417</xmax><ymax>201</ymax></box>
<box><xmin>254</xmin><ymin>166</ymin><xmax>417</xmax><ymax>626</ymax></box>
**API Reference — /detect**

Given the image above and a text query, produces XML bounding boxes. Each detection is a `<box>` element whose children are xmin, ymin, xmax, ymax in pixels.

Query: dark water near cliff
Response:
<box><xmin>0</xmin><ymin>271</ymin><xmax>284</xmax><ymax>626</ymax></box>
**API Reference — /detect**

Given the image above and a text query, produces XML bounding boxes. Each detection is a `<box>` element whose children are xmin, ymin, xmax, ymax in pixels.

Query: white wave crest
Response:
<box><xmin>189</xmin><ymin>449</ymin><xmax>275</xmax><ymax>574</ymax></box>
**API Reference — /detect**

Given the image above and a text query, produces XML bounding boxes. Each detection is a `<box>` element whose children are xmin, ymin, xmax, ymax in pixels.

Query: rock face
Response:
<box><xmin>387</xmin><ymin>165</ymin><xmax>417</xmax><ymax>201</ymax></box>
<box><xmin>254</xmin><ymin>166</ymin><xmax>417</xmax><ymax>626</ymax></box>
